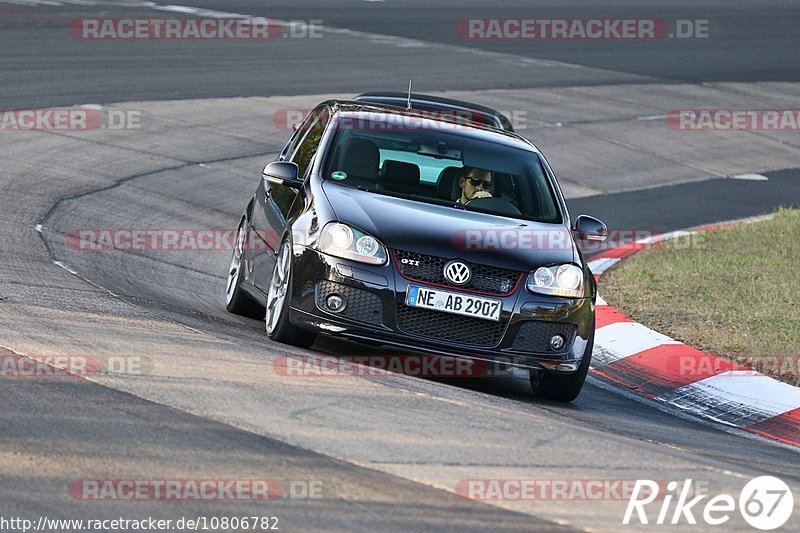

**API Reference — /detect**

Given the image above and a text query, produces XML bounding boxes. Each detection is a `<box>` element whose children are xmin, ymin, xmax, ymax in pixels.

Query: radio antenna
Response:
<box><xmin>406</xmin><ymin>79</ymin><xmax>413</xmax><ymax>110</ymax></box>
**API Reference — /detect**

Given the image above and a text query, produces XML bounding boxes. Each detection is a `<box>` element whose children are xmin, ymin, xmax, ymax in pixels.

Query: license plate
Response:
<box><xmin>405</xmin><ymin>286</ymin><xmax>502</xmax><ymax>322</ymax></box>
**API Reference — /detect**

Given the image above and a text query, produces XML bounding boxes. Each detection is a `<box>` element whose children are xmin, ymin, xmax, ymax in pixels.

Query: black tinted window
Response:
<box><xmin>291</xmin><ymin>109</ymin><xmax>330</xmax><ymax>178</ymax></box>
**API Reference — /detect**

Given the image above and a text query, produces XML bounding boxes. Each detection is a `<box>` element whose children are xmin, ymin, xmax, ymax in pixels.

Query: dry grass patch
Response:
<box><xmin>602</xmin><ymin>208</ymin><xmax>800</xmax><ymax>385</ymax></box>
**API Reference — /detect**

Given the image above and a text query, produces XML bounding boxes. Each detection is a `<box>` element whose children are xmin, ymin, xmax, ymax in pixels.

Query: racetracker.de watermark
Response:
<box><xmin>455</xmin><ymin>479</ymin><xmax>672</xmax><ymax>501</ymax></box>
<box><xmin>0</xmin><ymin>355</ymin><xmax>152</xmax><ymax>378</ymax></box>
<box><xmin>0</xmin><ymin>108</ymin><xmax>144</xmax><ymax>132</ymax></box>
<box><xmin>275</xmin><ymin>108</ymin><xmax>563</xmax><ymax>132</ymax></box>
<box><xmin>672</xmin><ymin>354</ymin><xmax>800</xmax><ymax>380</ymax></box>
<box><xmin>65</xmin><ymin>229</ymin><xmax>276</xmax><ymax>252</ymax></box>
<box><xmin>668</xmin><ymin>109</ymin><xmax>800</xmax><ymax>130</ymax></box>
<box><xmin>274</xmin><ymin>108</ymin><xmax>536</xmax><ymax>132</ymax></box>
<box><xmin>68</xmin><ymin>479</ymin><xmax>324</xmax><ymax>501</ymax></box>
<box><xmin>275</xmin><ymin>354</ymin><xmax>526</xmax><ymax>378</ymax></box>
<box><xmin>68</xmin><ymin>18</ymin><xmax>322</xmax><ymax>40</ymax></box>
<box><xmin>451</xmin><ymin>228</ymin><xmax>704</xmax><ymax>253</ymax></box>
<box><xmin>455</xmin><ymin>18</ymin><xmax>709</xmax><ymax>40</ymax></box>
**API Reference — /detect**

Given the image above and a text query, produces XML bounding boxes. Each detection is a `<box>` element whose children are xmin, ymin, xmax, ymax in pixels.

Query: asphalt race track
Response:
<box><xmin>1</xmin><ymin>1</ymin><xmax>800</xmax><ymax>532</ymax></box>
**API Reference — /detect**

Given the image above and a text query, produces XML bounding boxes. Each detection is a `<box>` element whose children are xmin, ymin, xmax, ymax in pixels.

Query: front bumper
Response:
<box><xmin>288</xmin><ymin>246</ymin><xmax>594</xmax><ymax>373</ymax></box>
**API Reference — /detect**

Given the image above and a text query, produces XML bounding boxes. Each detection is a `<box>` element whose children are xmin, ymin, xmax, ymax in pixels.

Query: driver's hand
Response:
<box><xmin>472</xmin><ymin>190</ymin><xmax>492</xmax><ymax>200</ymax></box>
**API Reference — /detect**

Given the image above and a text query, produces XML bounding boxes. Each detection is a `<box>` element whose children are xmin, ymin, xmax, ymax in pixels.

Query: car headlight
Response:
<box><xmin>319</xmin><ymin>223</ymin><xmax>388</xmax><ymax>265</ymax></box>
<box><xmin>527</xmin><ymin>264</ymin><xmax>584</xmax><ymax>298</ymax></box>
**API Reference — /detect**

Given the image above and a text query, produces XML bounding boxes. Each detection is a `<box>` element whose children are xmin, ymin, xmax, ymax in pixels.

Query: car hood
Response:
<box><xmin>321</xmin><ymin>182</ymin><xmax>577</xmax><ymax>272</ymax></box>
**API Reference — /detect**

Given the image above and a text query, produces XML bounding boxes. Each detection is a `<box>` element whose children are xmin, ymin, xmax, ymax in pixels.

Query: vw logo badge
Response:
<box><xmin>444</xmin><ymin>260</ymin><xmax>471</xmax><ymax>285</ymax></box>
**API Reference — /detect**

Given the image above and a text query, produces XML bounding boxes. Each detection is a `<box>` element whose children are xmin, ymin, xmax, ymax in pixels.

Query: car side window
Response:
<box><xmin>290</xmin><ymin>108</ymin><xmax>330</xmax><ymax>179</ymax></box>
<box><xmin>280</xmin><ymin>107</ymin><xmax>323</xmax><ymax>161</ymax></box>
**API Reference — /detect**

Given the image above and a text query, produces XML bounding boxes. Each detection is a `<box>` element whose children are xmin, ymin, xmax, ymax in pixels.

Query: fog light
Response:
<box><xmin>326</xmin><ymin>294</ymin><xmax>346</xmax><ymax>313</ymax></box>
<box><xmin>549</xmin><ymin>334</ymin><xmax>566</xmax><ymax>351</ymax></box>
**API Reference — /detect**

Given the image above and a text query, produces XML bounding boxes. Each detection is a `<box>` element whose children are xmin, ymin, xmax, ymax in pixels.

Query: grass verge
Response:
<box><xmin>601</xmin><ymin>208</ymin><xmax>800</xmax><ymax>386</ymax></box>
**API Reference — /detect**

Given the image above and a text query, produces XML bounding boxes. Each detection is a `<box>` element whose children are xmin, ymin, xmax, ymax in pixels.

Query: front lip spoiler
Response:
<box><xmin>291</xmin><ymin>308</ymin><xmax>581</xmax><ymax>373</ymax></box>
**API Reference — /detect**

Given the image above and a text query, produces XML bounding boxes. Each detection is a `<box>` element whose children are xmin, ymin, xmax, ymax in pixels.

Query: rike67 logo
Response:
<box><xmin>624</xmin><ymin>476</ymin><xmax>794</xmax><ymax>530</ymax></box>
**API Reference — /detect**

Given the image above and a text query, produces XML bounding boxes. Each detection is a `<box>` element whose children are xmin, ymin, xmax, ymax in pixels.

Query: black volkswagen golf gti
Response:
<box><xmin>226</xmin><ymin>101</ymin><xmax>607</xmax><ymax>401</ymax></box>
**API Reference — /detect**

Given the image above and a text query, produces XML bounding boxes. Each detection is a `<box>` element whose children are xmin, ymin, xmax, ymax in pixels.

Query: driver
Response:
<box><xmin>457</xmin><ymin>167</ymin><xmax>494</xmax><ymax>205</ymax></box>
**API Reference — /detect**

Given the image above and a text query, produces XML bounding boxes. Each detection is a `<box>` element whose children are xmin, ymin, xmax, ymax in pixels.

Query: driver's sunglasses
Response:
<box><xmin>467</xmin><ymin>176</ymin><xmax>493</xmax><ymax>189</ymax></box>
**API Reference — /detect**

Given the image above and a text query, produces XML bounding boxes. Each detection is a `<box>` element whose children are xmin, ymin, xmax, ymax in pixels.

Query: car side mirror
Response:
<box><xmin>573</xmin><ymin>215</ymin><xmax>608</xmax><ymax>242</ymax></box>
<box><xmin>263</xmin><ymin>161</ymin><xmax>302</xmax><ymax>189</ymax></box>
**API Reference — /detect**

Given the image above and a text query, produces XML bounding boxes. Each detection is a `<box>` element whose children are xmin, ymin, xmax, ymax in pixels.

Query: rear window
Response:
<box><xmin>378</xmin><ymin>149</ymin><xmax>461</xmax><ymax>184</ymax></box>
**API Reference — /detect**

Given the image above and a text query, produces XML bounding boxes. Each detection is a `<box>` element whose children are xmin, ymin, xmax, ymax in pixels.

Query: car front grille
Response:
<box><xmin>396</xmin><ymin>305</ymin><xmax>506</xmax><ymax>347</ymax></box>
<box><xmin>316</xmin><ymin>281</ymin><xmax>383</xmax><ymax>325</ymax></box>
<box><xmin>393</xmin><ymin>249</ymin><xmax>522</xmax><ymax>296</ymax></box>
<box><xmin>510</xmin><ymin>321</ymin><xmax>577</xmax><ymax>354</ymax></box>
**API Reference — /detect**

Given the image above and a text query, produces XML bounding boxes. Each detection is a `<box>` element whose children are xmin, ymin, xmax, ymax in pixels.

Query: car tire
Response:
<box><xmin>225</xmin><ymin>216</ymin><xmax>264</xmax><ymax>319</ymax></box>
<box><xmin>265</xmin><ymin>238</ymin><xmax>316</xmax><ymax>348</ymax></box>
<box><xmin>529</xmin><ymin>326</ymin><xmax>594</xmax><ymax>402</ymax></box>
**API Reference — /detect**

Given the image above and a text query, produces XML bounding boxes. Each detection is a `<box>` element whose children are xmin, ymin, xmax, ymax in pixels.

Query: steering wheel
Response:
<box><xmin>466</xmin><ymin>196</ymin><xmax>522</xmax><ymax>216</ymax></box>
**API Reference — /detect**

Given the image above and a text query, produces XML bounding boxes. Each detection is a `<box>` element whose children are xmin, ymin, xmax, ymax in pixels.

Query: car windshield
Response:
<box><xmin>322</xmin><ymin>114</ymin><xmax>562</xmax><ymax>223</ymax></box>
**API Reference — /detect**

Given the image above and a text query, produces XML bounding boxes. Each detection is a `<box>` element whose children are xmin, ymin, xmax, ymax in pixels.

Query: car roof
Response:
<box><xmin>353</xmin><ymin>92</ymin><xmax>513</xmax><ymax>131</ymax></box>
<box><xmin>321</xmin><ymin>100</ymin><xmax>538</xmax><ymax>154</ymax></box>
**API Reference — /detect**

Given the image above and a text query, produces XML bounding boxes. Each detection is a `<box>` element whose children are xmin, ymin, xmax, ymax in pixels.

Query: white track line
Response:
<box><xmin>657</xmin><ymin>371</ymin><xmax>800</xmax><ymax>427</ymax></box>
<box><xmin>595</xmin><ymin>322</ymin><xmax>680</xmax><ymax>363</ymax></box>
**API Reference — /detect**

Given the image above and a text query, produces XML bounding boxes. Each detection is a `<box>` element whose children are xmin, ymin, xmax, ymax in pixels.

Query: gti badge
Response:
<box><xmin>444</xmin><ymin>260</ymin><xmax>471</xmax><ymax>285</ymax></box>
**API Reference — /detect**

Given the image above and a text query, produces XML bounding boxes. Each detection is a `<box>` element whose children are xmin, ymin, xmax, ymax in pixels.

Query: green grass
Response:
<box><xmin>602</xmin><ymin>208</ymin><xmax>800</xmax><ymax>385</ymax></box>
